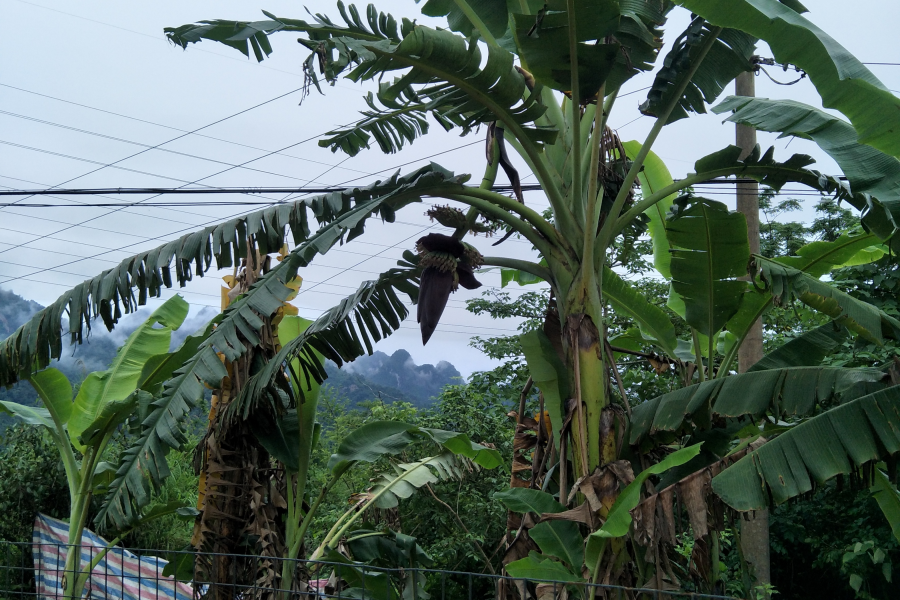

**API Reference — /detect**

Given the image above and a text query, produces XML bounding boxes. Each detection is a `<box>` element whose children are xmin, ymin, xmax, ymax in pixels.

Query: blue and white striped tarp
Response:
<box><xmin>32</xmin><ymin>514</ymin><xmax>194</xmax><ymax>600</ymax></box>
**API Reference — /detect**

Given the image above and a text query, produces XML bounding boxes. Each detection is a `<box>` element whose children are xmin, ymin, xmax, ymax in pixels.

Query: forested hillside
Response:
<box><xmin>0</xmin><ymin>290</ymin><xmax>459</xmax><ymax>433</ymax></box>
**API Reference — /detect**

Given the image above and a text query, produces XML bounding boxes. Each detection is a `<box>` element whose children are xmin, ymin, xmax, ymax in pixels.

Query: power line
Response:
<box><xmin>0</xmin><ymin>109</ymin><xmax>352</xmax><ymax>185</ymax></box>
<box><xmin>0</xmin><ymin>179</ymin><xmax>846</xmax><ymax>199</ymax></box>
<box><xmin>0</xmin><ymin>140</ymin><xmax>482</xmax><ymax>287</ymax></box>
<box><xmin>0</xmin><ymin>82</ymin><xmax>372</xmax><ymax>177</ymax></box>
<box><xmin>1</xmin><ymin>86</ymin><xmax>305</xmax><ymax>210</ymax></box>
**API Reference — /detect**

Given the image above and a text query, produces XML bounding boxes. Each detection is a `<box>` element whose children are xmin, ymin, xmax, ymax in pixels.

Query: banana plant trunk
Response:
<box><xmin>192</xmin><ymin>249</ymin><xmax>286</xmax><ymax>600</ymax></box>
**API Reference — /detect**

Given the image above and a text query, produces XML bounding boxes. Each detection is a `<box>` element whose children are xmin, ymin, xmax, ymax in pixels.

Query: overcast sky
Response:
<box><xmin>1</xmin><ymin>0</ymin><xmax>898</xmax><ymax>377</ymax></box>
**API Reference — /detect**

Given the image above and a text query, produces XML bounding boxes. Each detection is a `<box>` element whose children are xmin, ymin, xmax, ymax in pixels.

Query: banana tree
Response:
<box><xmin>159</xmin><ymin>0</ymin><xmax>900</xmax><ymax>591</ymax></box>
<box><xmin>0</xmin><ymin>0</ymin><xmax>898</xmax><ymax>594</ymax></box>
<box><xmin>250</xmin><ymin>313</ymin><xmax>502</xmax><ymax>596</ymax></box>
<box><xmin>0</xmin><ymin>295</ymin><xmax>197</xmax><ymax>600</ymax></box>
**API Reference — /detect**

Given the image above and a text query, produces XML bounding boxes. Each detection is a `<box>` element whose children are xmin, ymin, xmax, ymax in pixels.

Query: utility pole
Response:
<box><xmin>735</xmin><ymin>69</ymin><xmax>771</xmax><ymax>593</ymax></box>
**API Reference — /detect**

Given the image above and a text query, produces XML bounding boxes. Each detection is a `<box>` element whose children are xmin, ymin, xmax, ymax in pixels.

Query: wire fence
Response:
<box><xmin>0</xmin><ymin>541</ymin><xmax>738</xmax><ymax>600</ymax></box>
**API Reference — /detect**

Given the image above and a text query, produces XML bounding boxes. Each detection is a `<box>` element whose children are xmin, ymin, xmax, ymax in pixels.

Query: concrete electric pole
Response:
<box><xmin>734</xmin><ymin>69</ymin><xmax>771</xmax><ymax>593</ymax></box>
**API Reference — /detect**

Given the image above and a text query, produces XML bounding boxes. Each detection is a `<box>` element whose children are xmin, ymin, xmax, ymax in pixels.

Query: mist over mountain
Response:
<box><xmin>0</xmin><ymin>290</ymin><xmax>462</xmax><ymax>431</ymax></box>
<box><xmin>324</xmin><ymin>350</ymin><xmax>463</xmax><ymax>407</ymax></box>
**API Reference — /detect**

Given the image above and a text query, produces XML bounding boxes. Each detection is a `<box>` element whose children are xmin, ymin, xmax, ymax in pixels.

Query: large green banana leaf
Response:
<box><xmin>93</xmin><ymin>166</ymin><xmax>462</xmax><ymax>531</ymax></box>
<box><xmin>622</xmin><ymin>141</ymin><xmax>675</xmax><ymax>280</ymax></box>
<box><xmin>360</xmin><ymin>0</ymin><xmax>666</xmax><ymax>98</ymax></box>
<box><xmin>772</xmin><ymin>232</ymin><xmax>885</xmax><ymax>278</ymax></box>
<box><xmin>747</xmin><ymin>323</ymin><xmax>848</xmax><ymax>372</ymax></box>
<box><xmin>722</xmin><ymin>232</ymin><xmax>891</xmax><ymax>367</ymax></box>
<box><xmin>871</xmin><ymin>468</ymin><xmax>900</xmax><ymax>544</ymax></box>
<box><xmin>711</xmin><ymin>385</ymin><xmax>900</xmax><ymax>510</ymax></box>
<box><xmin>494</xmin><ymin>487</ymin><xmax>566</xmax><ymax>515</ymax></box>
<box><xmin>603</xmin><ymin>266</ymin><xmax>678</xmax><ymax>356</ymax></box>
<box><xmin>520</xmin><ymin>328</ymin><xmax>569</xmax><ymax>449</ymax></box>
<box><xmin>666</xmin><ymin>198</ymin><xmax>749</xmax><ymax>337</ymax></box>
<box><xmin>713</xmin><ymin>96</ymin><xmax>900</xmax><ymax>251</ymax></box>
<box><xmin>26</xmin><ymin>367</ymin><xmax>73</xmax><ymax>429</ymax></box>
<box><xmin>756</xmin><ymin>256</ymin><xmax>900</xmax><ymax>345</ymax></box>
<box><xmin>326</xmin><ymin>420</ymin><xmax>501</xmax><ymax>479</ymax></box>
<box><xmin>676</xmin><ymin>0</ymin><xmax>900</xmax><ymax>159</ymax></box>
<box><xmin>68</xmin><ymin>296</ymin><xmax>188</xmax><ymax>452</ymax></box>
<box><xmin>0</xmin><ymin>165</ymin><xmax>460</xmax><ymax>389</ymax></box>
<box><xmin>641</xmin><ymin>18</ymin><xmax>754</xmax><ymax>124</ymax></box>
<box><xmin>511</xmin><ymin>1</ymin><xmax>621</xmax><ymax>102</ymax></box>
<box><xmin>630</xmin><ymin>366</ymin><xmax>887</xmax><ymax>448</ymax></box>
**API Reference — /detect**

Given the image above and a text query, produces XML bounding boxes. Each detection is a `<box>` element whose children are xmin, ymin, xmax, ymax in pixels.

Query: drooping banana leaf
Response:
<box><xmin>368</xmin><ymin>451</ymin><xmax>480</xmax><ymax>509</ymax></box>
<box><xmin>166</xmin><ymin>3</ymin><xmax>416</xmax><ymax>85</ymax></box>
<box><xmin>640</xmin><ymin>18</ymin><xmax>755</xmax><ymax>124</ymax></box>
<box><xmin>92</xmin><ymin>166</ymin><xmax>464</xmax><ymax>531</ymax></box>
<box><xmin>747</xmin><ymin>323</ymin><xmax>848</xmax><ymax>372</ymax></box>
<box><xmin>630</xmin><ymin>366</ymin><xmax>887</xmax><ymax>448</ymax></box>
<box><xmin>327</xmin><ymin>420</ymin><xmax>501</xmax><ymax>478</ymax></box>
<box><xmin>713</xmin><ymin>97</ymin><xmax>900</xmax><ymax>251</ymax></box>
<box><xmin>666</xmin><ymin>197</ymin><xmax>749</xmax><ymax>337</ymax></box>
<box><xmin>711</xmin><ymin>386</ymin><xmax>900</xmax><ymax>510</ymax></box>
<box><xmin>722</xmin><ymin>232</ymin><xmax>892</xmax><ymax>369</ymax></box>
<box><xmin>337</xmin><ymin>25</ymin><xmax>558</xmax><ymax>151</ymax></box>
<box><xmin>0</xmin><ymin>164</ymin><xmax>462</xmax><ymax>389</ymax></box>
<box><xmin>67</xmin><ymin>295</ymin><xmax>188</xmax><ymax>453</ymax></box>
<box><xmin>138</xmin><ymin>319</ymin><xmax>219</xmax><ymax>396</ymax></box>
<box><xmin>675</xmin><ymin>0</ymin><xmax>900</xmax><ymax>159</ymax></box>
<box><xmin>230</xmin><ymin>265</ymin><xmax>420</xmax><ymax>422</ymax></box>
<box><xmin>756</xmin><ymin>255</ymin><xmax>900</xmax><ymax>345</ymax></box>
